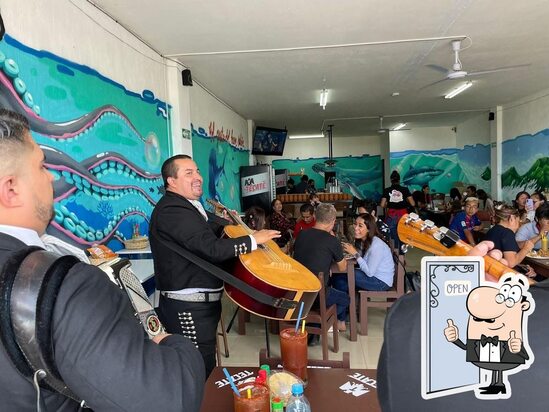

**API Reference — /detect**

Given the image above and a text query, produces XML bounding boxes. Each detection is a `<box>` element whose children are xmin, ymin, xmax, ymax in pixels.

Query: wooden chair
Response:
<box><xmin>279</xmin><ymin>272</ymin><xmax>338</xmax><ymax>360</ymax></box>
<box><xmin>259</xmin><ymin>348</ymin><xmax>350</xmax><ymax>369</ymax></box>
<box><xmin>216</xmin><ymin>313</ymin><xmax>229</xmax><ymax>365</ymax></box>
<box><xmin>358</xmin><ymin>254</ymin><xmax>405</xmax><ymax>335</ymax></box>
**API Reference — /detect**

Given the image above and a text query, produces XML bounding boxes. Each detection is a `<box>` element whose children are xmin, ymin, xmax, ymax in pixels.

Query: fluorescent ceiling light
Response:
<box><xmin>444</xmin><ymin>81</ymin><xmax>473</xmax><ymax>99</ymax></box>
<box><xmin>319</xmin><ymin>89</ymin><xmax>328</xmax><ymax>110</ymax></box>
<box><xmin>393</xmin><ymin>123</ymin><xmax>407</xmax><ymax>131</ymax></box>
<box><xmin>289</xmin><ymin>134</ymin><xmax>325</xmax><ymax>139</ymax></box>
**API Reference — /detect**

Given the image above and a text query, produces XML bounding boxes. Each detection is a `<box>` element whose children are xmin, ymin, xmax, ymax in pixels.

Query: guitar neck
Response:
<box><xmin>206</xmin><ymin>199</ymin><xmax>249</xmax><ymax>229</ymax></box>
<box><xmin>397</xmin><ymin>214</ymin><xmax>519</xmax><ymax>281</ymax></box>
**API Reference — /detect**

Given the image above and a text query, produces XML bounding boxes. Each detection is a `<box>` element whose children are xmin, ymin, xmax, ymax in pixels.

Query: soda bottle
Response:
<box><xmin>286</xmin><ymin>383</ymin><xmax>311</xmax><ymax>412</ymax></box>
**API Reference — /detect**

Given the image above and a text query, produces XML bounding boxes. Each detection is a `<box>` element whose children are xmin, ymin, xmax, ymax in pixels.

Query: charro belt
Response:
<box><xmin>161</xmin><ymin>291</ymin><xmax>223</xmax><ymax>302</ymax></box>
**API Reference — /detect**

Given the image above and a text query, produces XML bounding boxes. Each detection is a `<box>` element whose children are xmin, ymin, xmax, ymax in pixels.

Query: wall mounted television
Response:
<box><xmin>251</xmin><ymin>126</ymin><xmax>288</xmax><ymax>156</ymax></box>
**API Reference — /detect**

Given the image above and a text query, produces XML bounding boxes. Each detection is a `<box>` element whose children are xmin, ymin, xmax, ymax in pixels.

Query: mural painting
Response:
<box><xmin>0</xmin><ymin>35</ymin><xmax>170</xmax><ymax>250</ymax></box>
<box><xmin>501</xmin><ymin>129</ymin><xmax>549</xmax><ymax>201</ymax></box>
<box><xmin>390</xmin><ymin>144</ymin><xmax>491</xmax><ymax>195</ymax></box>
<box><xmin>191</xmin><ymin>123</ymin><xmax>249</xmax><ymax>212</ymax></box>
<box><xmin>272</xmin><ymin>155</ymin><xmax>383</xmax><ymax>200</ymax></box>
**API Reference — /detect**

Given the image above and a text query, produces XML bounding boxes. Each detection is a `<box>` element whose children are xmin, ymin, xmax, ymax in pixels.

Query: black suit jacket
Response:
<box><xmin>453</xmin><ymin>337</ymin><xmax>529</xmax><ymax>366</ymax></box>
<box><xmin>0</xmin><ymin>232</ymin><xmax>205</xmax><ymax>411</ymax></box>
<box><xmin>149</xmin><ymin>191</ymin><xmax>252</xmax><ymax>291</ymax></box>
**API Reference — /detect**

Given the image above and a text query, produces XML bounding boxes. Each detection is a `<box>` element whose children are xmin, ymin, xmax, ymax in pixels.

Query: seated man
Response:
<box><xmin>293</xmin><ymin>203</ymin><xmax>349</xmax><ymax>335</ymax></box>
<box><xmin>0</xmin><ymin>109</ymin><xmax>205</xmax><ymax>411</ymax></box>
<box><xmin>449</xmin><ymin>197</ymin><xmax>482</xmax><ymax>245</ymax></box>
<box><xmin>516</xmin><ymin>203</ymin><xmax>549</xmax><ymax>250</ymax></box>
<box><xmin>378</xmin><ymin>241</ymin><xmax>549</xmax><ymax>411</ymax></box>
<box><xmin>293</xmin><ymin>203</ymin><xmax>316</xmax><ymax>239</ymax></box>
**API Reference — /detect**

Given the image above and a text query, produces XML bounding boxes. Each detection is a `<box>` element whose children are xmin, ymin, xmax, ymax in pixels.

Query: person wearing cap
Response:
<box><xmin>380</xmin><ymin>170</ymin><xmax>415</xmax><ymax>252</ymax></box>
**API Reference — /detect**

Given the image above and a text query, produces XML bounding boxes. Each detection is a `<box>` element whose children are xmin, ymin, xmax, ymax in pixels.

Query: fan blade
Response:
<box><xmin>426</xmin><ymin>64</ymin><xmax>449</xmax><ymax>74</ymax></box>
<box><xmin>467</xmin><ymin>64</ymin><xmax>531</xmax><ymax>77</ymax></box>
<box><xmin>419</xmin><ymin>78</ymin><xmax>448</xmax><ymax>90</ymax></box>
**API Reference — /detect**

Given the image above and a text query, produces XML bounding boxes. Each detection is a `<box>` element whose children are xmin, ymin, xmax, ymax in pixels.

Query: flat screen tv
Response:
<box><xmin>251</xmin><ymin>126</ymin><xmax>288</xmax><ymax>156</ymax></box>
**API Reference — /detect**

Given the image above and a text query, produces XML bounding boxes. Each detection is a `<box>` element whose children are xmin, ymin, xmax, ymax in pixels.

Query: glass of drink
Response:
<box><xmin>233</xmin><ymin>381</ymin><xmax>270</xmax><ymax>412</ymax></box>
<box><xmin>279</xmin><ymin>327</ymin><xmax>308</xmax><ymax>382</ymax></box>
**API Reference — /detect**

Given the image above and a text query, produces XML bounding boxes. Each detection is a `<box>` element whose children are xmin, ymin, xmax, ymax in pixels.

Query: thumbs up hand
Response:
<box><xmin>444</xmin><ymin>319</ymin><xmax>459</xmax><ymax>342</ymax></box>
<box><xmin>508</xmin><ymin>330</ymin><xmax>522</xmax><ymax>353</ymax></box>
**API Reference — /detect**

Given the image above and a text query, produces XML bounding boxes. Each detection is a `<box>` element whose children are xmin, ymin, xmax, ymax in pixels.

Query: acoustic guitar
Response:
<box><xmin>397</xmin><ymin>213</ymin><xmax>524</xmax><ymax>282</ymax></box>
<box><xmin>207</xmin><ymin>199</ymin><xmax>321</xmax><ymax>320</ymax></box>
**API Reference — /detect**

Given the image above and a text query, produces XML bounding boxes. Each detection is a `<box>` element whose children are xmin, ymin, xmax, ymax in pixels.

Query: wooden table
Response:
<box><xmin>200</xmin><ymin>366</ymin><xmax>380</xmax><ymax>411</ymax></box>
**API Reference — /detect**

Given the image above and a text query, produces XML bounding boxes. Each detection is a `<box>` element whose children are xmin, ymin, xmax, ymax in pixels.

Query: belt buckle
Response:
<box><xmin>197</xmin><ymin>293</ymin><xmax>206</xmax><ymax>302</ymax></box>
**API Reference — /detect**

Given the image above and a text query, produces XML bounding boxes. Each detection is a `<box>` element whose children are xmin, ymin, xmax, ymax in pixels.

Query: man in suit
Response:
<box><xmin>149</xmin><ymin>154</ymin><xmax>279</xmax><ymax>377</ymax></box>
<box><xmin>0</xmin><ymin>109</ymin><xmax>205</xmax><ymax>411</ymax></box>
<box><xmin>444</xmin><ymin>274</ymin><xmax>532</xmax><ymax>397</ymax></box>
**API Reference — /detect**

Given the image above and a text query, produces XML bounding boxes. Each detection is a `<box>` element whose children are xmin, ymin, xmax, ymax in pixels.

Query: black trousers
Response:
<box><xmin>158</xmin><ymin>294</ymin><xmax>221</xmax><ymax>379</ymax></box>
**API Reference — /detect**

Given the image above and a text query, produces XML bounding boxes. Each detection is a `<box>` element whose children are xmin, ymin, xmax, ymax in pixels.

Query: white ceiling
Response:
<box><xmin>90</xmin><ymin>0</ymin><xmax>549</xmax><ymax>137</ymax></box>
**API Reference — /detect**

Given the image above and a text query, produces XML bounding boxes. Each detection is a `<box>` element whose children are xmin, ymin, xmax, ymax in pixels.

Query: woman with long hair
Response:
<box><xmin>514</xmin><ymin>190</ymin><xmax>530</xmax><ymax>223</ymax></box>
<box><xmin>484</xmin><ymin>204</ymin><xmax>535</xmax><ymax>271</ymax></box>
<box><xmin>268</xmin><ymin>198</ymin><xmax>294</xmax><ymax>249</ymax></box>
<box><xmin>333</xmin><ymin>213</ymin><xmax>395</xmax><ymax>293</ymax></box>
<box><xmin>243</xmin><ymin>205</ymin><xmax>266</xmax><ymax>231</ymax></box>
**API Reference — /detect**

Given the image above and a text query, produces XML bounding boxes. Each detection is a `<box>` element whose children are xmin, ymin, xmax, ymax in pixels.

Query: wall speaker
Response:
<box><xmin>488</xmin><ymin>112</ymin><xmax>495</xmax><ymax>121</ymax></box>
<box><xmin>181</xmin><ymin>69</ymin><xmax>193</xmax><ymax>86</ymax></box>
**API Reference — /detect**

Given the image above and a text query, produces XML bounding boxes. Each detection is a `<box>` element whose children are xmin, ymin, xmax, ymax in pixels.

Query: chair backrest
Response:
<box><xmin>259</xmin><ymin>348</ymin><xmax>350</xmax><ymax>369</ymax></box>
<box><xmin>394</xmin><ymin>254</ymin><xmax>405</xmax><ymax>296</ymax></box>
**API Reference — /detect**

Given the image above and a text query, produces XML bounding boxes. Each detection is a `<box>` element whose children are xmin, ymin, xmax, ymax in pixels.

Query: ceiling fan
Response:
<box><xmin>421</xmin><ymin>40</ymin><xmax>530</xmax><ymax>89</ymax></box>
<box><xmin>377</xmin><ymin>116</ymin><xmax>410</xmax><ymax>133</ymax></box>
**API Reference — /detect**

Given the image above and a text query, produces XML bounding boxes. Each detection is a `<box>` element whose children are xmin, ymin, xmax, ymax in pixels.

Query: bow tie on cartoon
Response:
<box><xmin>480</xmin><ymin>334</ymin><xmax>499</xmax><ymax>346</ymax></box>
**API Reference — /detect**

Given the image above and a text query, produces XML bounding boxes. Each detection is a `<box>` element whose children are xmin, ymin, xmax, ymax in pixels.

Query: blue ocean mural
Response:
<box><xmin>501</xmin><ymin>129</ymin><xmax>549</xmax><ymax>201</ymax></box>
<box><xmin>272</xmin><ymin>155</ymin><xmax>383</xmax><ymax>200</ymax></box>
<box><xmin>0</xmin><ymin>35</ymin><xmax>170</xmax><ymax>250</ymax></box>
<box><xmin>191</xmin><ymin>124</ymin><xmax>249</xmax><ymax>212</ymax></box>
<box><xmin>390</xmin><ymin>144</ymin><xmax>491</xmax><ymax>195</ymax></box>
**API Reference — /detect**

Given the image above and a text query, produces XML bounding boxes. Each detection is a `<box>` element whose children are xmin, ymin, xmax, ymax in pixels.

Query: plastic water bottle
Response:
<box><xmin>286</xmin><ymin>383</ymin><xmax>311</xmax><ymax>412</ymax></box>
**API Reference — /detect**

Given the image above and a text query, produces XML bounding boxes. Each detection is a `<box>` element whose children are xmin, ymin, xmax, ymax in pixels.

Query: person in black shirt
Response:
<box><xmin>293</xmin><ymin>203</ymin><xmax>349</xmax><ymax>332</ymax></box>
<box><xmin>380</xmin><ymin>170</ymin><xmax>415</xmax><ymax>252</ymax></box>
<box><xmin>484</xmin><ymin>204</ymin><xmax>534</xmax><ymax>276</ymax></box>
<box><xmin>294</xmin><ymin>174</ymin><xmax>309</xmax><ymax>194</ymax></box>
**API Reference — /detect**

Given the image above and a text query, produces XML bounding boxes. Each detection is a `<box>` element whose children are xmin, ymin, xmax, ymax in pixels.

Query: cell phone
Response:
<box><xmin>526</xmin><ymin>198</ymin><xmax>534</xmax><ymax>211</ymax></box>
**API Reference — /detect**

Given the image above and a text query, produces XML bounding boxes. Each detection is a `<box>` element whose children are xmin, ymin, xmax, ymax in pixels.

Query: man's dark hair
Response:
<box><xmin>535</xmin><ymin>203</ymin><xmax>549</xmax><ymax>221</ymax></box>
<box><xmin>301</xmin><ymin>174</ymin><xmax>309</xmax><ymax>182</ymax></box>
<box><xmin>0</xmin><ymin>109</ymin><xmax>32</xmax><ymax>174</ymax></box>
<box><xmin>299</xmin><ymin>203</ymin><xmax>314</xmax><ymax>215</ymax></box>
<box><xmin>359</xmin><ymin>200</ymin><xmax>377</xmax><ymax>214</ymax></box>
<box><xmin>287</xmin><ymin>178</ymin><xmax>295</xmax><ymax>185</ymax></box>
<box><xmin>467</xmin><ymin>185</ymin><xmax>477</xmax><ymax>193</ymax></box>
<box><xmin>161</xmin><ymin>154</ymin><xmax>192</xmax><ymax>188</ymax></box>
<box><xmin>390</xmin><ymin>170</ymin><xmax>400</xmax><ymax>184</ymax></box>
<box><xmin>0</xmin><ymin>108</ymin><xmax>30</xmax><ymax>142</ymax></box>
<box><xmin>422</xmin><ymin>184</ymin><xmax>429</xmax><ymax>190</ymax></box>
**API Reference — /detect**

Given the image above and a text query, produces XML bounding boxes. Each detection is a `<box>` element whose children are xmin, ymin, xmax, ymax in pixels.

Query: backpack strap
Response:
<box><xmin>0</xmin><ymin>247</ymin><xmax>83</xmax><ymax>403</ymax></box>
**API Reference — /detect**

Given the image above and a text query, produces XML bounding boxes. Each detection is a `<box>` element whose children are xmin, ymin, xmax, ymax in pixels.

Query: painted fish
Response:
<box><xmin>311</xmin><ymin>162</ymin><xmax>382</xmax><ymax>199</ymax></box>
<box><xmin>401</xmin><ymin>165</ymin><xmax>443</xmax><ymax>186</ymax></box>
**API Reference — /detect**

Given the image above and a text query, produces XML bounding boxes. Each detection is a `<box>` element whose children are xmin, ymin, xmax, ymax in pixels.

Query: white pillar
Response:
<box><xmin>490</xmin><ymin>106</ymin><xmax>503</xmax><ymax>200</ymax></box>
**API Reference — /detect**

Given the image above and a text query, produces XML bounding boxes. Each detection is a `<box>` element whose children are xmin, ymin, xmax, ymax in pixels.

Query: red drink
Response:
<box><xmin>233</xmin><ymin>381</ymin><xmax>270</xmax><ymax>412</ymax></box>
<box><xmin>279</xmin><ymin>328</ymin><xmax>308</xmax><ymax>382</ymax></box>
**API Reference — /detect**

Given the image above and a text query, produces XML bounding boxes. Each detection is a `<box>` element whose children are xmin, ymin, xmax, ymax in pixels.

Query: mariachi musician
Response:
<box><xmin>149</xmin><ymin>154</ymin><xmax>280</xmax><ymax>378</ymax></box>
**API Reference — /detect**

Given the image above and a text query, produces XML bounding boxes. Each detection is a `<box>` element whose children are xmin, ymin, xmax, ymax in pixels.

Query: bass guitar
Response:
<box><xmin>397</xmin><ymin>213</ymin><xmax>524</xmax><ymax>282</ymax></box>
<box><xmin>207</xmin><ymin>199</ymin><xmax>321</xmax><ymax>320</ymax></box>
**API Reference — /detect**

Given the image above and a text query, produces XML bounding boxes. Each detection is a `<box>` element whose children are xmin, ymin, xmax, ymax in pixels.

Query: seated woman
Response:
<box><xmin>268</xmin><ymin>198</ymin><xmax>295</xmax><ymax>250</ymax></box>
<box><xmin>484</xmin><ymin>204</ymin><xmax>535</xmax><ymax>273</ymax></box>
<box><xmin>449</xmin><ymin>197</ymin><xmax>482</xmax><ymax>245</ymax></box>
<box><xmin>513</xmin><ymin>190</ymin><xmax>530</xmax><ymax>224</ymax></box>
<box><xmin>333</xmin><ymin>213</ymin><xmax>395</xmax><ymax>293</ymax></box>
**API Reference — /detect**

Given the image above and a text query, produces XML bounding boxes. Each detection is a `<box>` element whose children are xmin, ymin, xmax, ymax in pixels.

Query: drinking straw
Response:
<box><xmin>301</xmin><ymin>319</ymin><xmax>306</xmax><ymax>334</ymax></box>
<box><xmin>294</xmin><ymin>301</ymin><xmax>305</xmax><ymax>333</ymax></box>
<box><xmin>223</xmin><ymin>367</ymin><xmax>240</xmax><ymax>397</ymax></box>
<box><xmin>247</xmin><ymin>388</ymin><xmax>252</xmax><ymax>399</ymax></box>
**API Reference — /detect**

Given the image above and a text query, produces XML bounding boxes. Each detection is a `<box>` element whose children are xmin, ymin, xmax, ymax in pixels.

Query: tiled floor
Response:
<box><xmin>218</xmin><ymin>247</ymin><xmax>428</xmax><ymax>369</ymax></box>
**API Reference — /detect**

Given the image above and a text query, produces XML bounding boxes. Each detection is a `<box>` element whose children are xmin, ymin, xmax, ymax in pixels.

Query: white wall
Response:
<box><xmin>456</xmin><ymin>112</ymin><xmax>491</xmax><ymax>147</ymax></box>
<box><xmin>3</xmin><ymin>0</ymin><xmax>168</xmax><ymax>102</ymax></box>
<box><xmin>256</xmin><ymin>134</ymin><xmax>381</xmax><ymax>164</ymax></box>
<box><xmin>390</xmin><ymin>126</ymin><xmax>456</xmax><ymax>152</ymax></box>
<box><xmin>502</xmin><ymin>87</ymin><xmax>549</xmax><ymax>140</ymax></box>
<box><xmin>189</xmin><ymin>84</ymin><xmax>249</xmax><ymax>149</ymax></box>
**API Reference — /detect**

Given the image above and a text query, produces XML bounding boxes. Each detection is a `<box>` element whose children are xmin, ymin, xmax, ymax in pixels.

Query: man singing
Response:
<box><xmin>150</xmin><ymin>155</ymin><xmax>280</xmax><ymax>377</ymax></box>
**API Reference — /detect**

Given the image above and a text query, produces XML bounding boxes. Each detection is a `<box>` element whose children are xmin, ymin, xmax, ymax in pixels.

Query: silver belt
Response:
<box><xmin>161</xmin><ymin>291</ymin><xmax>223</xmax><ymax>302</ymax></box>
